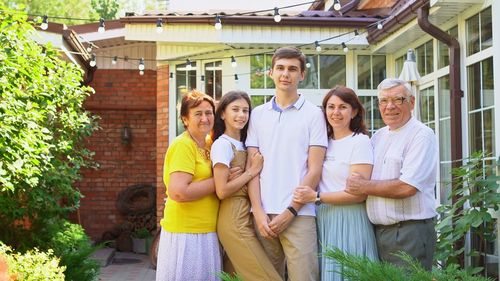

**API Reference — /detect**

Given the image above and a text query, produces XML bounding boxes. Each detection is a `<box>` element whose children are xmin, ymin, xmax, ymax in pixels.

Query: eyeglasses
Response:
<box><xmin>377</xmin><ymin>96</ymin><xmax>408</xmax><ymax>106</ymax></box>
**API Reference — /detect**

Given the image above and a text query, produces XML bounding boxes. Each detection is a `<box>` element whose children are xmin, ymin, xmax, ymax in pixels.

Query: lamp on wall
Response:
<box><xmin>121</xmin><ymin>124</ymin><xmax>132</xmax><ymax>145</ymax></box>
<box><xmin>399</xmin><ymin>49</ymin><xmax>421</xmax><ymax>120</ymax></box>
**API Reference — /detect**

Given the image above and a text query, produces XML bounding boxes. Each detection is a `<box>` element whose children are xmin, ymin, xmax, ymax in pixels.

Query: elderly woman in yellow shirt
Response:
<box><xmin>155</xmin><ymin>90</ymin><xmax>221</xmax><ymax>281</ymax></box>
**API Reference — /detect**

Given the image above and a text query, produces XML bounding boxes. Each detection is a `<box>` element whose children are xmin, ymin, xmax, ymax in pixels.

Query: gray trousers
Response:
<box><xmin>375</xmin><ymin>218</ymin><xmax>436</xmax><ymax>270</ymax></box>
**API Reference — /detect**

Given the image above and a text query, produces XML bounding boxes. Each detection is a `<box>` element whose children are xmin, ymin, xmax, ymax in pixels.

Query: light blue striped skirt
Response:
<box><xmin>316</xmin><ymin>203</ymin><xmax>378</xmax><ymax>281</ymax></box>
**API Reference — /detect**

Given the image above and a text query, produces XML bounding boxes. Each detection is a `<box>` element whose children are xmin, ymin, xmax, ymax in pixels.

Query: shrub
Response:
<box><xmin>0</xmin><ymin>242</ymin><xmax>65</xmax><ymax>281</ymax></box>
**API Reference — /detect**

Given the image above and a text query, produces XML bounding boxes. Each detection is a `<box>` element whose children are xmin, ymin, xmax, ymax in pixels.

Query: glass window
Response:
<box><xmin>438</xmin><ymin>26</ymin><xmax>458</xmax><ymax>69</ymax></box>
<box><xmin>466</xmin><ymin>7</ymin><xmax>492</xmax><ymax>56</ymax></box>
<box><xmin>420</xmin><ymin>86</ymin><xmax>435</xmax><ymax>131</ymax></box>
<box><xmin>467</xmin><ymin>57</ymin><xmax>495</xmax><ymax>155</ymax></box>
<box><xmin>300</xmin><ymin>55</ymin><xmax>319</xmax><ymax>89</ymax></box>
<box><xmin>320</xmin><ymin>55</ymin><xmax>346</xmax><ymax>89</ymax></box>
<box><xmin>415</xmin><ymin>40</ymin><xmax>433</xmax><ymax>76</ymax></box>
<box><xmin>358</xmin><ymin>96</ymin><xmax>383</xmax><ymax>136</ymax></box>
<box><xmin>438</xmin><ymin>76</ymin><xmax>451</xmax><ymax>205</ymax></box>
<box><xmin>175</xmin><ymin>62</ymin><xmax>197</xmax><ymax>135</ymax></box>
<box><xmin>395</xmin><ymin>55</ymin><xmax>405</xmax><ymax>77</ymax></box>
<box><xmin>250</xmin><ymin>54</ymin><xmax>273</xmax><ymax>89</ymax></box>
<box><xmin>358</xmin><ymin>55</ymin><xmax>386</xmax><ymax>89</ymax></box>
<box><xmin>251</xmin><ymin>95</ymin><xmax>273</xmax><ymax>107</ymax></box>
<box><xmin>205</xmin><ymin>61</ymin><xmax>222</xmax><ymax>101</ymax></box>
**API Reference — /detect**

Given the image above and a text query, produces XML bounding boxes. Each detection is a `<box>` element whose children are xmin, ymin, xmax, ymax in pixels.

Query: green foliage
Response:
<box><xmin>435</xmin><ymin>152</ymin><xmax>500</xmax><ymax>270</ymax></box>
<box><xmin>217</xmin><ymin>272</ymin><xmax>243</xmax><ymax>281</ymax></box>
<box><xmin>43</xmin><ymin>221</ymin><xmax>100</xmax><ymax>281</ymax></box>
<box><xmin>0</xmin><ymin>0</ymin><xmax>99</xmax><ymax>24</ymax></box>
<box><xmin>132</xmin><ymin>227</ymin><xmax>151</xmax><ymax>239</ymax></box>
<box><xmin>0</xmin><ymin>5</ymin><xmax>98</xmax><ymax>249</ymax></box>
<box><xmin>324</xmin><ymin>247</ymin><xmax>493</xmax><ymax>281</ymax></box>
<box><xmin>0</xmin><ymin>242</ymin><xmax>66</xmax><ymax>281</ymax></box>
<box><xmin>91</xmin><ymin>0</ymin><xmax>119</xmax><ymax>20</ymax></box>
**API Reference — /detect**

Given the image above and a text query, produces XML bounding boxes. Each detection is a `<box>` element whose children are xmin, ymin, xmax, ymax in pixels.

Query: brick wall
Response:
<box><xmin>156</xmin><ymin>65</ymin><xmax>169</xmax><ymax>226</ymax></box>
<box><xmin>76</xmin><ymin>69</ymin><xmax>158</xmax><ymax>240</ymax></box>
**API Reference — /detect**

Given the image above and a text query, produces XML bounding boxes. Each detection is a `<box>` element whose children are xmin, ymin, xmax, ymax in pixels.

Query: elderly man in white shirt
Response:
<box><xmin>346</xmin><ymin>78</ymin><xmax>438</xmax><ymax>270</ymax></box>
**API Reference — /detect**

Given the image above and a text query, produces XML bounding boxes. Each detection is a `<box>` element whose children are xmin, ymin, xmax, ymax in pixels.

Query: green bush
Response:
<box><xmin>0</xmin><ymin>241</ymin><xmax>66</xmax><ymax>281</ymax></box>
<box><xmin>324</xmin><ymin>247</ymin><xmax>494</xmax><ymax>281</ymax></box>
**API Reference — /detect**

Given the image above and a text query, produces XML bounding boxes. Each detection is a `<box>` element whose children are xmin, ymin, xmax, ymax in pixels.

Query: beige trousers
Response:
<box><xmin>254</xmin><ymin>215</ymin><xmax>319</xmax><ymax>281</ymax></box>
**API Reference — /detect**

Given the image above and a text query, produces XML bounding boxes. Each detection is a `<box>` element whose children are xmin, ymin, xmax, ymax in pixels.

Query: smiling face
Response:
<box><xmin>182</xmin><ymin>100</ymin><xmax>214</xmax><ymax>136</ymax></box>
<box><xmin>378</xmin><ymin>84</ymin><xmax>415</xmax><ymax>130</ymax></box>
<box><xmin>325</xmin><ymin>95</ymin><xmax>357</xmax><ymax>134</ymax></box>
<box><xmin>222</xmin><ymin>98</ymin><xmax>250</xmax><ymax>133</ymax></box>
<box><xmin>269</xmin><ymin>58</ymin><xmax>305</xmax><ymax>94</ymax></box>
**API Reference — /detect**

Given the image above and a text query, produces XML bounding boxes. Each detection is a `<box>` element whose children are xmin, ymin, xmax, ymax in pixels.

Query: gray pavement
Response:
<box><xmin>98</xmin><ymin>251</ymin><xmax>156</xmax><ymax>281</ymax></box>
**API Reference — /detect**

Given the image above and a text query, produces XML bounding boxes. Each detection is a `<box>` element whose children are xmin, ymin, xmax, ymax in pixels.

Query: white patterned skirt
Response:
<box><xmin>155</xmin><ymin>230</ymin><xmax>222</xmax><ymax>281</ymax></box>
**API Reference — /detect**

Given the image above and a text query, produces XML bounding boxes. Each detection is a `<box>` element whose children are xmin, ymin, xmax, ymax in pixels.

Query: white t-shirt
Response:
<box><xmin>319</xmin><ymin>133</ymin><xmax>373</xmax><ymax>193</ymax></box>
<box><xmin>367</xmin><ymin>117</ymin><xmax>438</xmax><ymax>225</ymax></box>
<box><xmin>246</xmin><ymin>95</ymin><xmax>328</xmax><ymax>216</ymax></box>
<box><xmin>210</xmin><ymin>134</ymin><xmax>245</xmax><ymax>168</ymax></box>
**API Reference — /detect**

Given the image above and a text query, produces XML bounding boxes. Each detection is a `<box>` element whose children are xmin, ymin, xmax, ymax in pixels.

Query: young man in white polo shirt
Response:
<box><xmin>346</xmin><ymin>78</ymin><xmax>438</xmax><ymax>270</ymax></box>
<box><xmin>246</xmin><ymin>47</ymin><xmax>327</xmax><ymax>281</ymax></box>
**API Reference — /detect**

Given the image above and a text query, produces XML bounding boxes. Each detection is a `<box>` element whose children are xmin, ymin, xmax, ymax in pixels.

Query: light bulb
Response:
<box><xmin>139</xmin><ymin>70</ymin><xmax>144</xmax><ymax>75</ymax></box>
<box><xmin>273</xmin><ymin>8</ymin><xmax>281</xmax><ymax>23</ymax></box>
<box><xmin>89</xmin><ymin>54</ymin><xmax>96</xmax><ymax>67</ymax></box>
<box><xmin>231</xmin><ymin>56</ymin><xmax>237</xmax><ymax>68</ymax></box>
<box><xmin>354</xmin><ymin>29</ymin><xmax>359</xmax><ymax>37</ymax></box>
<box><xmin>112</xmin><ymin>56</ymin><xmax>117</xmax><ymax>65</ymax></box>
<box><xmin>138</xmin><ymin>58</ymin><xmax>145</xmax><ymax>71</ymax></box>
<box><xmin>333</xmin><ymin>0</ymin><xmax>341</xmax><ymax>11</ymax></box>
<box><xmin>98</xmin><ymin>18</ymin><xmax>105</xmax><ymax>33</ymax></box>
<box><xmin>377</xmin><ymin>22</ymin><xmax>383</xmax><ymax>30</ymax></box>
<box><xmin>315</xmin><ymin>41</ymin><xmax>322</xmax><ymax>52</ymax></box>
<box><xmin>40</xmin><ymin>15</ymin><xmax>48</xmax><ymax>30</ymax></box>
<box><xmin>186</xmin><ymin>59</ymin><xmax>192</xmax><ymax>70</ymax></box>
<box><xmin>234</xmin><ymin>74</ymin><xmax>238</xmax><ymax>81</ymax></box>
<box><xmin>306</xmin><ymin>62</ymin><xmax>311</xmax><ymax>68</ymax></box>
<box><xmin>342</xmin><ymin>42</ymin><xmax>348</xmax><ymax>53</ymax></box>
<box><xmin>156</xmin><ymin>18</ymin><xmax>163</xmax><ymax>33</ymax></box>
<box><xmin>214</xmin><ymin>15</ymin><xmax>222</xmax><ymax>30</ymax></box>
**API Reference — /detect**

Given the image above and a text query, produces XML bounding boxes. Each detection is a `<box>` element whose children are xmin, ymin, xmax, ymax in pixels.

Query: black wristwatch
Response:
<box><xmin>315</xmin><ymin>191</ymin><xmax>322</xmax><ymax>206</ymax></box>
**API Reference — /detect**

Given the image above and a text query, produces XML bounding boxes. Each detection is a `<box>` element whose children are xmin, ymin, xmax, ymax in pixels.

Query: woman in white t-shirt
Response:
<box><xmin>211</xmin><ymin>91</ymin><xmax>282</xmax><ymax>281</ymax></box>
<box><xmin>293</xmin><ymin>86</ymin><xmax>378</xmax><ymax>281</ymax></box>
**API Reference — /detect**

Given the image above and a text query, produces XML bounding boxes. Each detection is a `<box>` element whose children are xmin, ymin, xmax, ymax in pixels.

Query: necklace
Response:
<box><xmin>187</xmin><ymin>130</ymin><xmax>211</xmax><ymax>161</ymax></box>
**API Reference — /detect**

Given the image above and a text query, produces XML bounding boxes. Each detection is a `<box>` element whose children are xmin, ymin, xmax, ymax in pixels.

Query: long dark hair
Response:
<box><xmin>322</xmin><ymin>86</ymin><xmax>368</xmax><ymax>139</ymax></box>
<box><xmin>213</xmin><ymin>91</ymin><xmax>252</xmax><ymax>142</ymax></box>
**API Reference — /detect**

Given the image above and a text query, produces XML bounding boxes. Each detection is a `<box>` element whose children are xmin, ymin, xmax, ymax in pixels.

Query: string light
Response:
<box><xmin>214</xmin><ymin>15</ymin><xmax>222</xmax><ymax>30</ymax></box>
<box><xmin>201</xmin><ymin>75</ymin><xmax>205</xmax><ymax>81</ymax></box>
<box><xmin>86</xmin><ymin>44</ymin><xmax>92</xmax><ymax>52</ymax></box>
<box><xmin>40</xmin><ymin>15</ymin><xmax>48</xmax><ymax>30</ymax></box>
<box><xmin>139</xmin><ymin>70</ymin><xmax>144</xmax><ymax>75</ymax></box>
<box><xmin>377</xmin><ymin>22</ymin><xmax>383</xmax><ymax>30</ymax></box>
<box><xmin>112</xmin><ymin>56</ymin><xmax>117</xmax><ymax>65</ymax></box>
<box><xmin>306</xmin><ymin>62</ymin><xmax>311</xmax><ymax>68</ymax></box>
<box><xmin>169</xmin><ymin>72</ymin><xmax>174</xmax><ymax>79</ymax></box>
<box><xmin>314</xmin><ymin>41</ymin><xmax>321</xmax><ymax>52</ymax></box>
<box><xmin>354</xmin><ymin>29</ymin><xmax>359</xmax><ymax>37</ymax></box>
<box><xmin>273</xmin><ymin>7</ymin><xmax>282</xmax><ymax>23</ymax></box>
<box><xmin>234</xmin><ymin>74</ymin><xmax>239</xmax><ymax>81</ymax></box>
<box><xmin>186</xmin><ymin>59</ymin><xmax>192</xmax><ymax>70</ymax></box>
<box><xmin>138</xmin><ymin>58</ymin><xmax>145</xmax><ymax>70</ymax></box>
<box><xmin>98</xmin><ymin>18</ymin><xmax>105</xmax><ymax>33</ymax></box>
<box><xmin>342</xmin><ymin>42</ymin><xmax>348</xmax><ymax>53</ymax></box>
<box><xmin>231</xmin><ymin>56</ymin><xmax>237</xmax><ymax>68</ymax></box>
<box><xmin>89</xmin><ymin>53</ymin><xmax>96</xmax><ymax>67</ymax></box>
<box><xmin>156</xmin><ymin>18</ymin><xmax>163</xmax><ymax>33</ymax></box>
<box><xmin>333</xmin><ymin>0</ymin><xmax>341</xmax><ymax>11</ymax></box>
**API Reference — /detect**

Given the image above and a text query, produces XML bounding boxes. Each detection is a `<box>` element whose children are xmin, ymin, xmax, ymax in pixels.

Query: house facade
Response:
<box><xmin>72</xmin><ymin>0</ymin><xmax>498</xmax><ymax>276</ymax></box>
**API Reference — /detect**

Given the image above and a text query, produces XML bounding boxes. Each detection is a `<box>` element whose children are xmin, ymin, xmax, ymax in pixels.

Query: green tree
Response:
<box><xmin>0</xmin><ymin>6</ymin><xmax>98</xmax><ymax>249</ymax></box>
<box><xmin>91</xmin><ymin>0</ymin><xmax>119</xmax><ymax>20</ymax></box>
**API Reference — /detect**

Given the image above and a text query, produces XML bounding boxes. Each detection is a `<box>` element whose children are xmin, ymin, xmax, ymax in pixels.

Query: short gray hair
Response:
<box><xmin>377</xmin><ymin>78</ymin><xmax>413</xmax><ymax>97</ymax></box>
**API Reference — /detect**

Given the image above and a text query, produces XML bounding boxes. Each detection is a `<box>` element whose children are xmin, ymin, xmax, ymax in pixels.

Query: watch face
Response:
<box><xmin>315</xmin><ymin>199</ymin><xmax>321</xmax><ymax>206</ymax></box>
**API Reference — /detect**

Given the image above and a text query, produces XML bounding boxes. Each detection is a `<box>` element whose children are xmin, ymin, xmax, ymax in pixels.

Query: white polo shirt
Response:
<box><xmin>366</xmin><ymin>117</ymin><xmax>438</xmax><ymax>225</ymax></box>
<box><xmin>246</xmin><ymin>95</ymin><xmax>328</xmax><ymax>216</ymax></box>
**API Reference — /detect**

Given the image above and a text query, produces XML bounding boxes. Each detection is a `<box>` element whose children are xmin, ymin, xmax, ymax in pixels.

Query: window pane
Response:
<box><xmin>320</xmin><ymin>55</ymin><xmax>346</xmax><ymax>89</ymax></box>
<box><xmin>468</xmin><ymin>111</ymin><xmax>482</xmax><ymax>154</ymax></box>
<box><xmin>480</xmin><ymin>7</ymin><xmax>492</xmax><ymax>50</ymax></box>
<box><xmin>420</xmin><ymin>87</ymin><xmax>435</xmax><ymax>125</ymax></box>
<box><xmin>214</xmin><ymin>70</ymin><xmax>222</xmax><ymax>100</ymax></box>
<box><xmin>466</xmin><ymin>13</ymin><xmax>480</xmax><ymax>56</ymax></box>
<box><xmin>265</xmin><ymin>54</ymin><xmax>274</xmax><ymax>88</ymax></box>
<box><xmin>372</xmin><ymin>55</ymin><xmax>386</xmax><ymax>88</ymax></box>
<box><xmin>416</xmin><ymin>43</ymin><xmax>426</xmax><ymax>76</ymax></box>
<box><xmin>175</xmin><ymin>63</ymin><xmax>197</xmax><ymax>135</ymax></box>
<box><xmin>439</xmin><ymin>119</ymin><xmax>451</xmax><ymax>161</ymax></box>
<box><xmin>483</xmin><ymin>57</ymin><xmax>494</xmax><ymax>107</ymax></box>
<box><xmin>484</xmin><ymin>109</ymin><xmax>495</xmax><ymax>155</ymax></box>
<box><xmin>425</xmin><ymin>41</ymin><xmax>433</xmax><ymax>75</ymax></box>
<box><xmin>467</xmin><ymin>61</ymin><xmax>481</xmax><ymax>111</ymax></box>
<box><xmin>395</xmin><ymin>55</ymin><xmax>404</xmax><ymax>77</ymax></box>
<box><xmin>251</xmin><ymin>95</ymin><xmax>266</xmax><ymax>107</ymax></box>
<box><xmin>438</xmin><ymin>27</ymin><xmax>458</xmax><ymax>69</ymax></box>
<box><xmin>251</xmin><ymin>55</ymin><xmax>265</xmax><ymax>89</ymax></box>
<box><xmin>357</xmin><ymin>55</ymin><xmax>371</xmax><ymax>89</ymax></box>
<box><xmin>300</xmin><ymin>55</ymin><xmax>318</xmax><ymax>89</ymax></box>
<box><xmin>439</xmin><ymin>162</ymin><xmax>452</xmax><ymax>205</ymax></box>
<box><xmin>438</xmin><ymin>75</ymin><xmax>450</xmax><ymax>118</ymax></box>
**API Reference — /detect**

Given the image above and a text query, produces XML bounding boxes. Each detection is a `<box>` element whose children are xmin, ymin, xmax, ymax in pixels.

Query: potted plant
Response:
<box><xmin>131</xmin><ymin>228</ymin><xmax>152</xmax><ymax>254</ymax></box>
